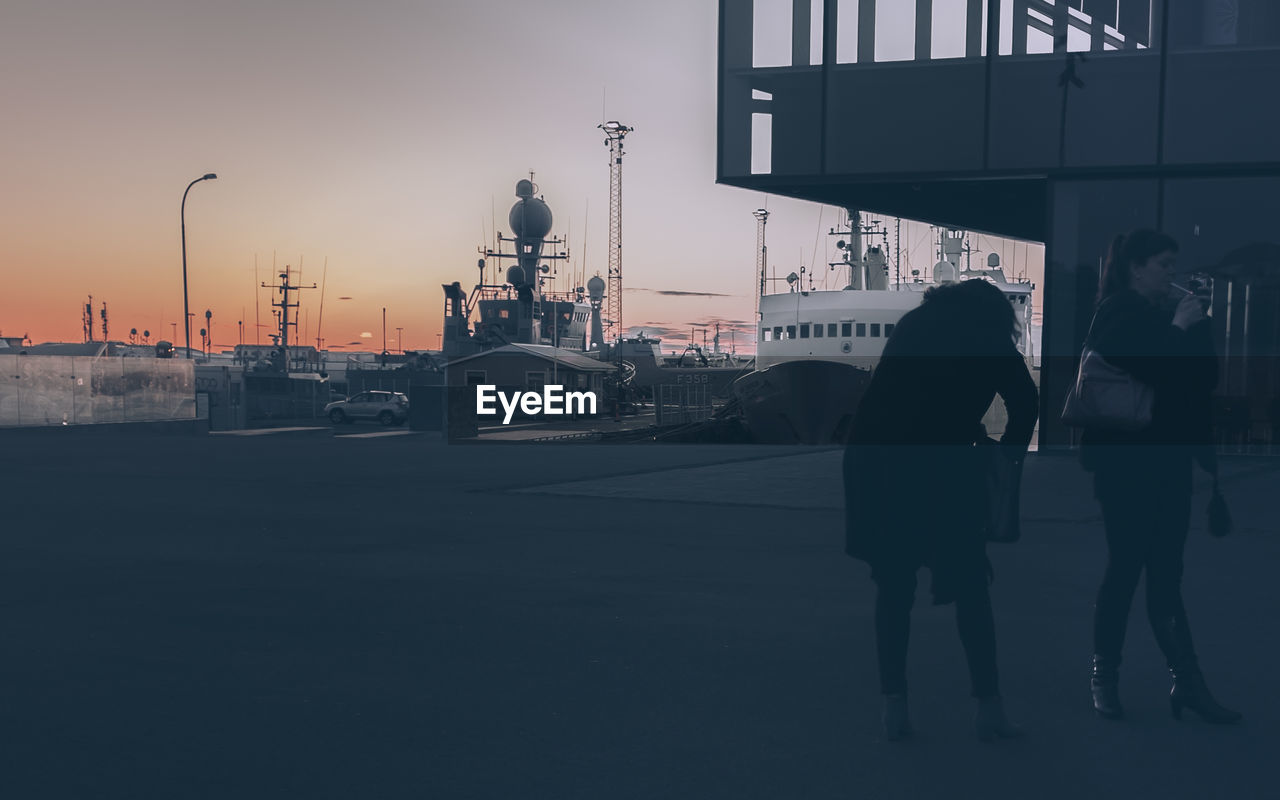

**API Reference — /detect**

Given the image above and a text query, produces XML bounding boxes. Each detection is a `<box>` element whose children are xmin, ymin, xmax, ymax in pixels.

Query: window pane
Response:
<box><xmin>835</xmin><ymin>0</ymin><xmax>860</xmax><ymax>63</ymax></box>
<box><xmin>752</xmin><ymin>0</ymin><xmax>792</xmax><ymax>68</ymax></box>
<box><xmin>875</xmin><ymin>0</ymin><xmax>915</xmax><ymax>62</ymax></box>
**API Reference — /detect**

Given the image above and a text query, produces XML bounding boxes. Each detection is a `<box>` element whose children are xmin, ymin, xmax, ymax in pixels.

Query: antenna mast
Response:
<box><xmin>83</xmin><ymin>296</ymin><xmax>94</xmax><ymax>343</ymax></box>
<box><xmin>599</xmin><ymin>121</ymin><xmax>632</xmax><ymax>341</ymax></box>
<box><xmin>262</xmin><ymin>267</ymin><xmax>316</xmax><ymax>375</ymax></box>
<box><xmin>753</xmin><ymin>208</ymin><xmax>769</xmax><ymax>322</ymax></box>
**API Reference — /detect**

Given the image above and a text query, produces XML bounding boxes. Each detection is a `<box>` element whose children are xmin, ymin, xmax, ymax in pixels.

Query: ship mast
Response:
<box><xmin>262</xmin><ymin>267</ymin><xmax>315</xmax><ymax>374</ymax></box>
<box><xmin>849</xmin><ymin>210</ymin><xmax>863</xmax><ymax>289</ymax></box>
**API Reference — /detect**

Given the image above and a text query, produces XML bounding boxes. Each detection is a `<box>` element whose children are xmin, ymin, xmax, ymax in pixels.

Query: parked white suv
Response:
<box><xmin>324</xmin><ymin>391</ymin><xmax>409</xmax><ymax>426</ymax></box>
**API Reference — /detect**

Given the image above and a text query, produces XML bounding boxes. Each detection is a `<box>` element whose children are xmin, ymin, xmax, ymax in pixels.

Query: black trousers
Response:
<box><xmin>1092</xmin><ymin>452</ymin><xmax>1196</xmax><ymax>668</ymax></box>
<box><xmin>873</xmin><ymin>560</ymin><xmax>1000</xmax><ymax>698</ymax></box>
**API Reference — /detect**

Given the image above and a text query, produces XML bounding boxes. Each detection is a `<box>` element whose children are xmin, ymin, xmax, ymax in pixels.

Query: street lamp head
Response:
<box><xmin>203</xmin><ymin>173</ymin><xmax>217</xmax><ymax>180</ymax></box>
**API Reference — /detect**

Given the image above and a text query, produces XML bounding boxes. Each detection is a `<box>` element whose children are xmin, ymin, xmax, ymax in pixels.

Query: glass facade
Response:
<box><xmin>1164</xmin><ymin>176</ymin><xmax>1280</xmax><ymax>448</ymax></box>
<box><xmin>719</xmin><ymin>0</ymin><xmax>1280</xmax><ymax>447</ymax></box>
<box><xmin>1165</xmin><ymin>2</ymin><xmax>1280</xmax><ymax>166</ymax></box>
<box><xmin>721</xmin><ymin>0</ymin><xmax>1168</xmax><ymax>182</ymax></box>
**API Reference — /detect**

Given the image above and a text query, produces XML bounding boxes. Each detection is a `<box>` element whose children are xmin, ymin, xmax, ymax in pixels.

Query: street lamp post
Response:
<box><xmin>181</xmin><ymin>173</ymin><xmax>217</xmax><ymax>358</ymax></box>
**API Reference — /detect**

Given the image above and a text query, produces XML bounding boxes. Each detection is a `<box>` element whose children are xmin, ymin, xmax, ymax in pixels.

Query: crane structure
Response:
<box><xmin>599</xmin><ymin>121</ymin><xmax>632</xmax><ymax>342</ymax></box>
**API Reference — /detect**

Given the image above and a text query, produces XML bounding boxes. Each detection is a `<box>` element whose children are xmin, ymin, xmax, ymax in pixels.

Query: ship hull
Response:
<box><xmin>731</xmin><ymin>360</ymin><xmax>872</xmax><ymax>445</ymax></box>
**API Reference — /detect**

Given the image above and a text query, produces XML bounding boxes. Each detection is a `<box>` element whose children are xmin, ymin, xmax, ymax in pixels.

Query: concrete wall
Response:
<box><xmin>0</xmin><ymin>355</ymin><xmax>194</xmax><ymax>427</ymax></box>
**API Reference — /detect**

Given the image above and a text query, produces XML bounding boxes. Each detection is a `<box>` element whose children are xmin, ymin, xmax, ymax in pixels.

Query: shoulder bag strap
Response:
<box><xmin>1082</xmin><ymin>294</ymin><xmax>1117</xmax><ymax>352</ymax></box>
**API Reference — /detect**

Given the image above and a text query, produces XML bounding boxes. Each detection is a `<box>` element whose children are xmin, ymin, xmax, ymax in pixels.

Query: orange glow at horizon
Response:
<box><xmin>0</xmin><ymin>2</ymin><xmax>1042</xmax><ymax>359</ymax></box>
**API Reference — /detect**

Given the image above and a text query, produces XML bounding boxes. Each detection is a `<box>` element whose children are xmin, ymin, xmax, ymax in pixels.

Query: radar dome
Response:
<box><xmin>509</xmin><ymin>196</ymin><xmax>553</xmax><ymax>239</ymax></box>
<box><xmin>587</xmin><ymin>275</ymin><xmax>606</xmax><ymax>301</ymax></box>
<box><xmin>515</xmin><ymin>179</ymin><xmax>535</xmax><ymax>199</ymax></box>
<box><xmin>934</xmin><ymin>260</ymin><xmax>958</xmax><ymax>283</ymax></box>
<box><xmin>987</xmin><ymin>253</ymin><xmax>1001</xmax><ymax>268</ymax></box>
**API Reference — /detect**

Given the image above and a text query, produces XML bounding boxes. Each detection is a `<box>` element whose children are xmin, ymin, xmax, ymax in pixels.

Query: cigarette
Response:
<box><xmin>1169</xmin><ymin>283</ymin><xmax>1194</xmax><ymax>295</ymax></box>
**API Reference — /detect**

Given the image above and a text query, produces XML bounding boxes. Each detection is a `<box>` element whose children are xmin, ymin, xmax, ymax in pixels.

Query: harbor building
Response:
<box><xmin>719</xmin><ymin>0</ymin><xmax>1280</xmax><ymax>447</ymax></box>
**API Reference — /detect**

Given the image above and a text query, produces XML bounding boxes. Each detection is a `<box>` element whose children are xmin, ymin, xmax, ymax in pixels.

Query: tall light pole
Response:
<box><xmin>181</xmin><ymin>173</ymin><xmax>217</xmax><ymax>358</ymax></box>
<box><xmin>599</xmin><ymin>121</ymin><xmax>632</xmax><ymax>343</ymax></box>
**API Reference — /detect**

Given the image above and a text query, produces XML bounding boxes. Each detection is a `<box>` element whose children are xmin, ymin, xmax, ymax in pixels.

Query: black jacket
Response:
<box><xmin>848</xmin><ymin>303</ymin><xmax>1038</xmax><ymax>449</ymax></box>
<box><xmin>843</xmin><ymin>299</ymin><xmax>1038</xmax><ymax>579</ymax></box>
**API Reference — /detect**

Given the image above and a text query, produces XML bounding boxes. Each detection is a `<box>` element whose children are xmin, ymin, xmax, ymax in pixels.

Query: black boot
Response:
<box><xmin>881</xmin><ymin>693</ymin><xmax>914</xmax><ymax>741</ymax></box>
<box><xmin>1152</xmin><ymin>614</ymin><xmax>1242</xmax><ymax>724</ymax></box>
<box><xmin>1170</xmin><ymin>670</ymin><xmax>1242</xmax><ymax>724</ymax></box>
<box><xmin>1090</xmin><ymin>655</ymin><xmax>1124</xmax><ymax>720</ymax></box>
<box><xmin>974</xmin><ymin>695</ymin><xmax>1023</xmax><ymax>741</ymax></box>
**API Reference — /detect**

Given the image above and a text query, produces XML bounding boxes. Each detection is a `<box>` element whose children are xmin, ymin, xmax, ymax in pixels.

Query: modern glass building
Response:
<box><xmin>718</xmin><ymin>0</ymin><xmax>1280</xmax><ymax>447</ymax></box>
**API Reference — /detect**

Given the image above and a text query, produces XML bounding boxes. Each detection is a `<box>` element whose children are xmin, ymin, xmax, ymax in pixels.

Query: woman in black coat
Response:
<box><xmin>843</xmin><ymin>278</ymin><xmax>1038</xmax><ymax>741</ymax></box>
<box><xmin>1081</xmin><ymin>230</ymin><xmax>1240</xmax><ymax>724</ymax></box>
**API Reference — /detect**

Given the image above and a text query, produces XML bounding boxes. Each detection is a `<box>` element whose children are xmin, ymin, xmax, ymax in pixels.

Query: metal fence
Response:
<box><xmin>654</xmin><ymin>384</ymin><xmax>713</xmax><ymax>426</ymax></box>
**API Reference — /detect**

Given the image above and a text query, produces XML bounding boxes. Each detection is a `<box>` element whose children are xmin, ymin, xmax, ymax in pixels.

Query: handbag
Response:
<box><xmin>1208</xmin><ymin>474</ymin><xmax>1233</xmax><ymax>538</ymax></box>
<box><xmin>1060</xmin><ymin>302</ymin><xmax>1154</xmax><ymax>431</ymax></box>
<box><xmin>978</xmin><ymin>437</ymin><xmax>1025</xmax><ymax>543</ymax></box>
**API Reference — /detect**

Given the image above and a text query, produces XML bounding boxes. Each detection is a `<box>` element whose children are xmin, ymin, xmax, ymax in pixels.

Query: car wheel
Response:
<box><xmin>329</xmin><ymin>409</ymin><xmax>347</xmax><ymax>425</ymax></box>
<box><xmin>377</xmin><ymin>410</ymin><xmax>395</xmax><ymax>426</ymax></box>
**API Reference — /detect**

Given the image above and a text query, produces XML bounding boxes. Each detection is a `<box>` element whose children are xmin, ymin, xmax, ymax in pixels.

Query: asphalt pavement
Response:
<box><xmin>2</xmin><ymin>426</ymin><xmax>1276</xmax><ymax>799</ymax></box>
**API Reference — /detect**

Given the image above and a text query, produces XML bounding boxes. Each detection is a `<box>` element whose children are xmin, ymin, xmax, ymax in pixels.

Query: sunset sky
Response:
<box><xmin>1</xmin><ymin>1</ymin><xmax>1042</xmax><ymax>354</ymax></box>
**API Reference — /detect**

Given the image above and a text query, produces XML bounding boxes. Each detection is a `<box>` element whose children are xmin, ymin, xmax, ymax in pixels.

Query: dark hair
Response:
<box><xmin>920</xmin><ymin>277</ymin><xmax>1020</xmax><ymax>347</ymax></box>
<box><xmin>1097</xmin><ymin>229</ymin><xmax>1178</xmax><ymax>306</ymax></box>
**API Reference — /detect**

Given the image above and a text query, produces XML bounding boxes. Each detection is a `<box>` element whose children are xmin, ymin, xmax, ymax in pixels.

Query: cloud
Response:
<box><xmin>625</xmin><ymin>288</ymin><xmax>735</xmax><ymax>297</ymax></box>
<box><xmin>360</xmin><ymin>332</ymin><xmax>373</xmax><ymax>338</ymax></box>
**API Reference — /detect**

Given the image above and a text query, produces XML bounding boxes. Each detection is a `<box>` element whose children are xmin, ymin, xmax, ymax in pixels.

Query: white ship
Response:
<box><xmin>733</xmin><ymin>211</ymin><xmax>1035</xmax><ymax>444</ymax></box>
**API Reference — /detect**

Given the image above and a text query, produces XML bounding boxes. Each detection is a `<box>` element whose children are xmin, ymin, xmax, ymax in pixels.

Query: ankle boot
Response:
<box><xmin>1151</xmin><ymin>613</ymin><xmax>1242</xmax><ymax>724</ymax></box>
<box><xmin>974</xmin><ymin>696</ymin><xmax>1023</xmax><ymax>741</ymax></box>
<box><xmin>1170</xmin><ymin>670</ymin><xmax>1242</xmax><ymax>724</ymax></box>
<box><xmin>882</xmin><ymin>693</ymin><xmax>914</xmax><ymax>741</ymax></box>
<box><xmin>1090</xmin><ymin>655</ymin><xmax>1124</xmax><ymax>720</ymax></box>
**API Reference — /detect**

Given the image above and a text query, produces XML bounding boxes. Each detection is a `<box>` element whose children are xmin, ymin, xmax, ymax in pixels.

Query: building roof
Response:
<box><xmin>446</xmin><ymin>343</ymin><xmax>615</xmax><ymax>372</ymax></box>
<box><xmin>14</xmin><ymin>342</ymin><xmax>109</xmax><ymax>357</ymax></box>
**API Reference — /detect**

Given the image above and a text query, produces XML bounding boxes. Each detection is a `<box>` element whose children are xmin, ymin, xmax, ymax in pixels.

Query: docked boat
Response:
<box><xmin>442</xmin><ymin>179</ymin><xmax>592</xmax><ymax>359</ymax></box>
<box><xmin>733</xmin><ymin>211</ymin><xmax>1035</xmax><ymax>444</ymax></box>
